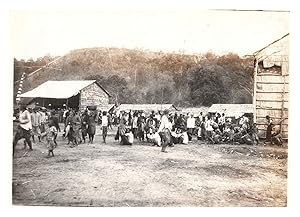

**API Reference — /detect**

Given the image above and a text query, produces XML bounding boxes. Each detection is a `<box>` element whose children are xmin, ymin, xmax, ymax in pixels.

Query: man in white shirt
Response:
<box><xmin>101</xmin><ymin>111</ymin><xmax>108</xmax><ymax>143</ymax></box>
<box><xmin>39</xmin><ymin>107</ymin><xmax>47</xmax><ymax>133</ymax></box>
<box><xmin>31</xmin><ymin>107</ymin><xmax>42</xmax><ymax>142</ymax></box>
<box><xmin>205</xmin><ymin>116</ymin><xmax>214</xmax><ymax>143</ymax></box>
<box><xmin>124</xmin><ymin>130</ymin><xmax>134</xmax><ymax>145</ymax></box>
<box><xmin>13</xmin><ymin>105</ymin><xmax>33</xmax><ymax>156</ymax></box>
<box><xmin>63</xmin><ymin>109</ymin><xmax>69</xmax><ymax>123</ymax></box>
<box><xmin>157</xmin><ymin>110</ymin><xmax>172</xmax><ymax>153</ymax></box>
<box><xmin>186</xmin><ymin>113</ymin><xmax>195</xmax><ymax>141</ymax></box>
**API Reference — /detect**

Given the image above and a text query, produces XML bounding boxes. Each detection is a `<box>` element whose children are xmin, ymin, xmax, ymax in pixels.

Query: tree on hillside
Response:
<box><xmin>14</xmin><ymin>48</ymin><xmax>254</xmax><ymax>107</ymax></box>
<box><xmin>85</xmin><ymin>74</ymin><xmax>134</xmax><ymax>104</ymax></box>
<box><xmin>186</xmin><ymin>53</ymin><xmax>253</xmax><ymax>106</ymax></box>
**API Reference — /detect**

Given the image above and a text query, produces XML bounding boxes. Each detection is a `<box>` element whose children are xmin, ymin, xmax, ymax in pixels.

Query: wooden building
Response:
<box><xmin>20</xmin><ymin>80</ymin><xmax>110</xmax><ymax>111</ymax></box>
<box><xmin>253</xmin><ymin>34</ymin><xmax>289</xmax><ymax>140</ymax></box>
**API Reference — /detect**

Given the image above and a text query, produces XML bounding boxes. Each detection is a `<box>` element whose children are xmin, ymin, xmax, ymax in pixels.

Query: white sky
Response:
<box><xmin>10</xmin><ymin>9</ymin><xmax>289</xmax><ymax>60</ymax></box>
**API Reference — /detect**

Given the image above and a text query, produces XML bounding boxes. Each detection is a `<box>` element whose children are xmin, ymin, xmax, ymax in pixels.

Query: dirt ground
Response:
<box><xmin>12</xmin><ymin>125</ymin><xmax>287</xmax><ymax>207</ymax></box>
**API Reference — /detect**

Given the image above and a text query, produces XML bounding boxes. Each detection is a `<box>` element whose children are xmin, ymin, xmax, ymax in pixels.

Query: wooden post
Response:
<box><xmin>253</xmin><ymin>59</ymin><xmax>258</xmax><ymax>122</ymax></box>
<box><xmin>280</xmin><ymin>75</ymin><xmax>286</xmax><ymax>134</ymax></box>
<box><xmin>79</xmin><ymin>91</ymin><xmax>81</xmax><ymax>111</ymax></box>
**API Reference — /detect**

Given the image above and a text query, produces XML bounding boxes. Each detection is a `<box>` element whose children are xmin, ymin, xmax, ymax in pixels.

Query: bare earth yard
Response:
<box><xmin>12</xmin><ymin>125</ymin><xmax>287</xmax><ymax>207</ymax></box>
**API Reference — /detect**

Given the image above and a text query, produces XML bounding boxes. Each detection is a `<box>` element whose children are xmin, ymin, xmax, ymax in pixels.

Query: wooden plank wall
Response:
<box><xmin>255</xmin><ymin>66</ymin><xmax>289</xmax><ymax>139</ymax></box>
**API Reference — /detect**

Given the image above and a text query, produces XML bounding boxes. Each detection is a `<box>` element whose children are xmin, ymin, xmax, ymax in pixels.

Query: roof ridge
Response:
<box><xmin>253</xmin><ymin>33</ymin><xmax>289</xmax><ymax>56</ymax></box>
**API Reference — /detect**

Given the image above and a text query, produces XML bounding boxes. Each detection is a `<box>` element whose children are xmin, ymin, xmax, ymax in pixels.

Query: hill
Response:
<box><xmin>14</xmin><ymin>47</ymin><xmax>254</xmax><ymax>107</ymax></box>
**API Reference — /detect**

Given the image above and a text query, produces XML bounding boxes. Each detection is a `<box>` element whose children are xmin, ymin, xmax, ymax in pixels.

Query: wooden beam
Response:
<box><xmin>256</xmin><ymin>91</ymin><xmax>289</xmax><ymax>93</ymax></box>
<box><xmin>280</xmin><ymin>75</ymin><xmax>286</xmax><ymax>134</ymax></box>
<box><xmin>256</xmin><ymin>123</ymin><xmax>288</xmax><ymax>126</ymax></box>
<box><xmin>256</xmin><ymin>99</ymin><xmax>288</xmax><ymax>102</ymax></box>
<box><xmin>256</xmin><ymin>81</ymin><xmax>289</xmax><ymax>85</ymax></box>
<box><xmin>253</xmin><ymin>59</ymin><xmax>258</xmax><ymax>122</ymax></box>
<box><xmin>256</xmin><ymin>116</ymin><xmax>288</xmax><ymax>120</ymax></box>
<box><xmin>256</xmin><ymin>107</ymin><xmax>288</xmax><ymax>111</ymax></box>
<box><xmin>257</xmin><ymin>73</ymin><xmax>283</xmax><ymax>77</ymax></box>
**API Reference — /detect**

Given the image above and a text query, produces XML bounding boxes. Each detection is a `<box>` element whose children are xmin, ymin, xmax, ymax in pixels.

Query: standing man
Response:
<box><xmin>205</xmin><ymin>116</ymin><xmax>214</xmax><ymax>143</ymax></box>
<box><xmin>49</xmin><ymin>111</ymin><xmax>60</xmax><ymax>146</ymax></box>
<box><xmin>31</xmin><ymin>107</ymin><xmax>42</xmax><ymax>143</ymax></box>
<box><xmin>101</xmin><ymin>111</ymin><xmax>108</xmax><ymax>143</ymax></box>
<box><xmin>157</xmin><ymin>110</ymin><xmax>172</xmax><ymax>153</ymax></box>
<box><xmin>72</xmin><ymin>110</ymin><xmax>82</xmax><ymax>145</ymax></box>
<box><xmin>63</xmin><ymin>108</ymin><xmax>69</xmax><ymax>124</ymax></box>
<box><xmin>186</xmin><ymin>113</ymin><xmax>195</xmax><ymax>141</ymax></box>
<box><xmin>13</xmin><ymin>105</ymin><xmax>33</xmax><ymax>155</ymax></box>
<box><xmin>132</xmin><ymin>113</ymin><xmax>138</xmax><ymax>139</ymax></box>
<box><xmin>39</xmin><ymin>107</ymin><xmax>47</xmax><ymax>134</ymax></box>
<box><xmin>81</xmin><ymin>109</ymin><xmax>89</xmax><ymax>143</ymax></box>
<box><xmin>87</xmin><ymin>110</ymin><xmax>97</xmax><ymax>144</ymax></box>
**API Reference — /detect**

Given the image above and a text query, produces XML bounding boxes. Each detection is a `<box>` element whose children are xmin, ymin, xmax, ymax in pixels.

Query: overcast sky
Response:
<box><xmin>10</xmin><ymin>9</ymin><xmax>289</xmax><ymax>60</ymax></box>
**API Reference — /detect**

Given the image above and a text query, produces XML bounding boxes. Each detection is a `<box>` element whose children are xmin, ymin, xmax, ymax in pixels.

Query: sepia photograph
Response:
<box><xmin>8</xmin><ymin>2</ymin><xmax>292</xmax><ymax>208</ymax></box>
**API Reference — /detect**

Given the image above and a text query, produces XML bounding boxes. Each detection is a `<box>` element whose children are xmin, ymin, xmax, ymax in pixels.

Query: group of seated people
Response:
<box><xmin>113</xmin><ymin>110</ymin><xmax>191</xmax><ymax>146</ymax></box>
<box><xmin>113</xmin><ymin>110</ymin><xmax>283</xmax><ymax>147</ymax></box>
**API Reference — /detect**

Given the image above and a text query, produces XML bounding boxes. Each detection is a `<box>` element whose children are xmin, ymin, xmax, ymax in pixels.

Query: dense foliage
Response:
<box><xmin>14</xmin><ymin>48</ymin><xmax>254</xmax><ymax>106</ymax></box>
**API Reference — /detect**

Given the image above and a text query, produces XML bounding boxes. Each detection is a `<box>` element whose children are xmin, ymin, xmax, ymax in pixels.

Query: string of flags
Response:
<box><xmin>16</xmin><ymin>72</ymin><xmax>26</xmax><ymax>104</ymax></box>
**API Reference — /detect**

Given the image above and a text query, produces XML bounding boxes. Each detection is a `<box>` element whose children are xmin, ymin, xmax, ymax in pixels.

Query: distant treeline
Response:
<box><xmin>14</xmin><ymin>48</ymin><xmax>254</xmax><ymax>107</ymax></box>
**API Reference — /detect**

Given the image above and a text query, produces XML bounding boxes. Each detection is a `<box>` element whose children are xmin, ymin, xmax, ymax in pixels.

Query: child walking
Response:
<box><xmin>42</xmin><ymin>119</ymin><xmax>58</xmax><ymax>157</ymax></box>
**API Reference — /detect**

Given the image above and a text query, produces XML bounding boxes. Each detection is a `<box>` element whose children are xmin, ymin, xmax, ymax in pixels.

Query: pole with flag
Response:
<box><xmin>16</xmin><ymin>72</ymin><xmax>26</xmax><ymax>105</ymax></box>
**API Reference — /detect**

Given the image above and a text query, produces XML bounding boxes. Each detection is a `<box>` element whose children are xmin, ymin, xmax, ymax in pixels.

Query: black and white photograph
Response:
<box><xmin>6</xmin><ymin>1</ymin><xmax>295</xmax><ymax>210</ymax></box>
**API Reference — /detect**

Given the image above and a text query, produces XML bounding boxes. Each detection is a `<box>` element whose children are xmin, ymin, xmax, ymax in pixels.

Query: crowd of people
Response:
<box><xmin>107</xmin><ymin>109</ymin><xmax>283</xmax><ymax>150</ymax></box>
<box><xmin>111</xmin><ymin>110</ymin><xmax>260</xmax><ymax>153</ymax></box>
<box><xmin>13</xmin><ymin>105</ymin><xmax>60</xmax><ymax>157</ymax></box>
<box><xmin>13</xmin><ymin>105</ymin><xmax>283</xmax><ymax>157</ymax></box>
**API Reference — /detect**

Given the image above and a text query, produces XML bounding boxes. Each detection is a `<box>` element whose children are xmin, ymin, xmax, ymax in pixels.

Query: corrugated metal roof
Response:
<box><xmin>208</xmin><ymin>104</ymin><xmax>254</xmax><ymax>118</ymax></box>
<box><xmin>115</xmin><ymin>104</ymin><xmax>178</xmax><ymax>113</ymax></box>
<box><xmin>20</xmin><ymin>80</ymin><xmax>106</xmax><ymax>99</ymax></box>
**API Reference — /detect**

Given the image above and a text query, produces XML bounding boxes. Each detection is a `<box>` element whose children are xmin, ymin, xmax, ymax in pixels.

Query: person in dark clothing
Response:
<box><xmin>265</xmin><ymin>115</ymin><xmax>273</xmax><ymax>142</ymax></box>
<box><xmin>157</xmin><ymin>110</ymin><xmax>172</xmax><ymax>153</ymax></box>
<box><xmin>107</xmin><ymin>113</ymin><xmax>113</xmax><ymax>130</ymax></box>
<box><xmin>249</xmin><ymin>122</ymin><xmax>259</xmax><ymax>145</ymax></box>
<box><xmin>177</xmin><ymin>114</ymin><xmax>186</xmax><ymax>131</ymax></box>
<box><xmin>173</xmin><ymin>113</ymin><xmax>178</xmax><ymax>127</ymax></box>
<box><xmin>49</xmin><ymin>111</ymin><xmax>60</xmax><ymax>146</ymax></box>
<box><xmin>81</xmin><ymin>109</ymin><xmax>89</xmax><ymax>143</ymax></box>
<box><xmin>87</xmin><ymin>110</ymin><xmax>97</xmax><ymax>144</ymax></box>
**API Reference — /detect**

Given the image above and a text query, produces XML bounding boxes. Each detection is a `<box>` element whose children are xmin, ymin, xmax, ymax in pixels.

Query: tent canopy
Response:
<box><xmin>180</xmin><ymin>107</ymin><xmax>210</xmax><ymax>116</ymax></box>
<box><xmin>20</xmin><ymin>80</ymin><xmax>98</xmax><ymax>99</ymax></box>
<box><xmin>115</xmin><ymin>104</ymin><xmax>178</xmax><ymax>113</ymax></box>
<box><xmin>208</xmin><ymin>104</ymin><xmax>254</xmax><ymax>118</ymax></box>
